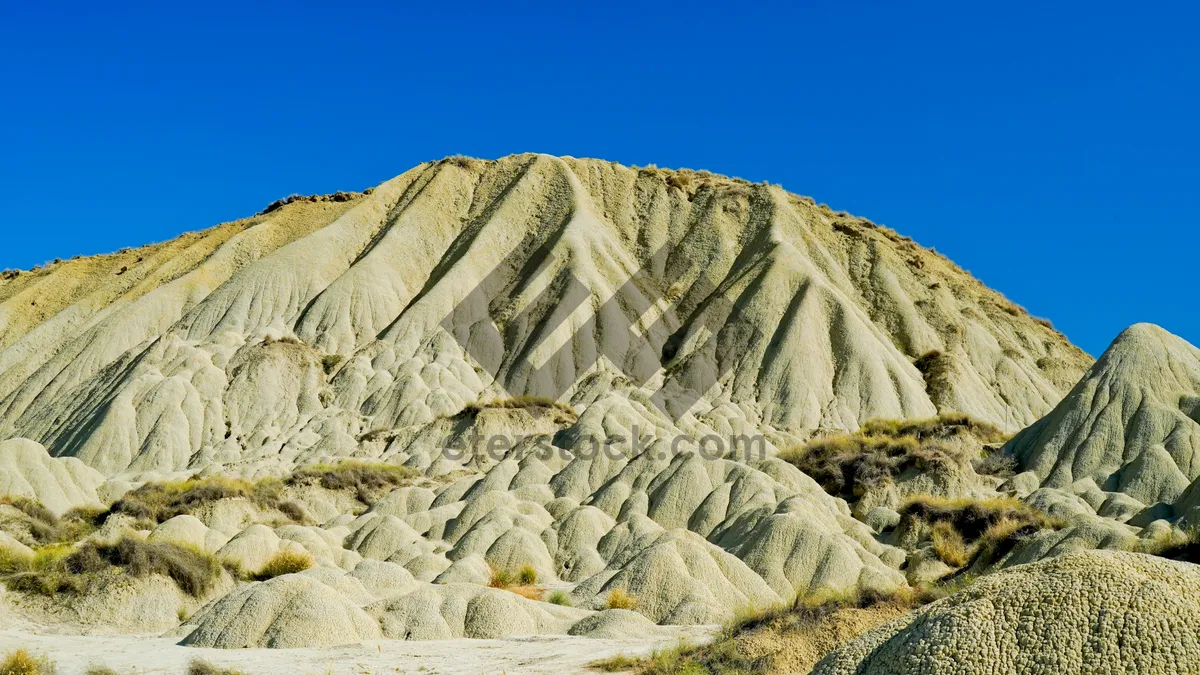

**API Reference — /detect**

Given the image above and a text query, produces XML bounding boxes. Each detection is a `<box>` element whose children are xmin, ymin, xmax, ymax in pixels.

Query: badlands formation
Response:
<box><xmin>0</xmin><ymin>154</ymin><xmax>1196</xmax><ymax>674</ymax></box>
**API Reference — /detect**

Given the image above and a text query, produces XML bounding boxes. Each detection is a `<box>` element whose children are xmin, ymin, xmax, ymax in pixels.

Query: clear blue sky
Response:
<box><xmin>1</xmin><ymin>2</ymin><xmax>1196</xmax><ymax>357</ymax></box>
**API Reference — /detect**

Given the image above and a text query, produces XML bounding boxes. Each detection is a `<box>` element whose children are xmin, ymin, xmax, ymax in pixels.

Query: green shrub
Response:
<box><xmin>252</xmin><ymin>550</ymin><xmax>313</xmax><ymax>581</ymax></box>
<box><xmin>547</xmin><ymin>590</ymin><xmax>571</xmax><ymax>606</ymax></box>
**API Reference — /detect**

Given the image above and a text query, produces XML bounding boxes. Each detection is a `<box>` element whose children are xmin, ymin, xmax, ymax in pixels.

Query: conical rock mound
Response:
<box><xmin>1006</xmin><ymin>323</ymin><xmax>1200</xmax><ymax>505</ymax></box>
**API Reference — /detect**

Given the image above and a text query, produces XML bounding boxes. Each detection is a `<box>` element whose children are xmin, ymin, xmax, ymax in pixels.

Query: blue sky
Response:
<box><xmin>1</xmin><ymin>1</ymin><xmax>1196</xmax><ymax>356</ymax></box>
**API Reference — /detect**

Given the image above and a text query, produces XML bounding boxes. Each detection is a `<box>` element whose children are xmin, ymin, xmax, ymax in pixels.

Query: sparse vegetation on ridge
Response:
<box><xmin>900</xmin><ymin>495</ymin><xmax>1064</xmax><ymax>570</ymax></box>
<box><xmin>1</xmin><ymin>536</ymin><xmax>222</xmax><ymax>598</ymax></box>
<box><xmin>287</xmin><ymin>460</ymin><xmax>419</xmax><ymax>503</ymax></box>
<box><xmin>0</xmin><ymin>497</ymin><xmax>102</xmax><ymax>546</ymax></box>
<box><xmin>105</xmin><ymin>477</ymin><xmax>302</xmax><ymax>527</ymax></box>
<box><xmin>589</xmin><ymin>586</ymin><xmax>942</xmax><ymax>674</ymax></box>
<box><xmin>779</xmin><ymin>414</ymin><xmax>1011</xmax><ymax>499</ymax></box>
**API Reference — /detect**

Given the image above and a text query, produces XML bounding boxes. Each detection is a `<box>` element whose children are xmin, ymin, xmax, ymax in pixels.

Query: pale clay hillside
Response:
<box><xmin>0</xmin><ymin>154</ymin><xmax>1198</xmax><ymax>675</ymax></box>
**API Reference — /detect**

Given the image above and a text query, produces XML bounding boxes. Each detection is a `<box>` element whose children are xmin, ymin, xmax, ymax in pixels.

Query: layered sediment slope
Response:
<box><xmin>0</xmin><ymin>155</ymin><xmax>1115</xmax><ymax>655</ymax></box>
<box><xmin>0</xmin><ymin>154</ymin><xmax>1088</xmax><ymax>484</ymax></box>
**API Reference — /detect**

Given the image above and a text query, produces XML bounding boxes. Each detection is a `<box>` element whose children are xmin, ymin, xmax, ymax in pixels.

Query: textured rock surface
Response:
<box><xmin>181</xmin><ymin>574</ymin><xmax>383</xmax><ymax>648</ymax></box>
<box><xmin>1007</xmin><ymin>323</ymin><xmax>1200</xmax><ymax>505</ymax></box>
<box><xmin>0</xmin><ymin>155</ymin><xmax>1088</xmax><ymax>490</ymax></box>
<box><xmin>812</xmin><ymin>551</ymin><xmax>1200</xmax><ymax>675</ymax></box>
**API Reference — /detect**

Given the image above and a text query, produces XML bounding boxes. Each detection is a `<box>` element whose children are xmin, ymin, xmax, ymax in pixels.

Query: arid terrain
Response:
<box><xmin>1</xmin><ymin>154</ymin><xmax>1198</xmax><ymax>674</ymax></box>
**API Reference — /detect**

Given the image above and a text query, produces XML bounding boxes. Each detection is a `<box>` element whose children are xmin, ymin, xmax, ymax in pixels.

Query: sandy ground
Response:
<box><xmin>0</xmin><ymin>624</ymin><xmax>718</xmax><ymax>675</ymax></box>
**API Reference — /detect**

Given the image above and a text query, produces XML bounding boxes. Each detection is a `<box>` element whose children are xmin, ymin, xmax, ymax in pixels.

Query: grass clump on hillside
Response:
<box><xmin>0</xmin><ymin>649</ymin><xmax>55</xmax><ymax>675</ymax></box>
<box><xmin>605</xmin><ymin>588</ymin><xmax>637</xmax><ymax>610</ymax></box>
<box><xmin>251</xmin><ymin>550</ymin><xmax>313</xmax><ymax>581</ymax></box>
<box><xmin>900</xmin><ymin>495</ymin><xmax>1064</xmax><ymax>569</ymax></box>
<box><xmin>288</xmin><ymin>460</ymin><xmax>419</xmax><ymax>506</ymax></box>
<box><xmin>0</xmin><ymin>497</ymin><xmax>104</xmax><ymax>546</ymax></box>
<box><xmin>778</xmin><ymin>414</ymin><xmax>1010</xmax><ymax>499</ymax></box>
<box><xmin>105</xmin><ymin>477</ymin><xmax>300</xmax><ymax>527</ymax></box>
<box><xmin>1</xmin><ymin>536</ymin><xmax>222</xmax><ymax>598</ymax></box>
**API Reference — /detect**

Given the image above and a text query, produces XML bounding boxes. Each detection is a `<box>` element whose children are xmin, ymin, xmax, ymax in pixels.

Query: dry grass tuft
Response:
<box><xmin>252</xmin><ymin>549</ymin><xmax>313</xmax><ymax>581</ymax></box>
<box><xmin>505</xmin><ymin>585</ymin><xmax>544</xmax><ymax>601</ymax></box>
<box><xmin>0</xmin><ymin>649</ymin><xmax>54</xmax><ymax>675</ymax></box>
<box><xmin>930</xmin><ymin>521</ymin><xmax>970</xmax><ymax>567</ymax></box>
<box><xmin>605</xmin><ymin>588</ymin><xmax>637</xmax><ymax>610</ymax></box>
<box><xmin>901</xmin><ymin>495</ymin><xmax>1063</xmax><ymax>569</ymax></box>
<box><xmin>84</xmin><ymin>666</ymin><xmax>118</xmax><ymax>675</ymax></box>
<box><xmin>488</xmin><ymin>568</ymin><xmax>513</xmax><ymax>589</ymax></box>
<box><xmin>186</xmin><ymin>659</ymin><xmax>242</xmax><ymax>675</ymax></box>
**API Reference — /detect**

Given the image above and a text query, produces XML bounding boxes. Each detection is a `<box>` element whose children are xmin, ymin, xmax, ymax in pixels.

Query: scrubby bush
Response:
<box><xmin>1130</xmin><ymin>526</ymin><xmax>1200</xmax><ymax>563</ymax></box>
<box><xmin>0</xmin><ymin>649</ymin><xmax>55</xmax><ymax>675</ymax></box>
<box><xmin>779</xmin><ymin>414</ymin><xmax>1010</xmax><ymax>499</ymax></box>
<box><xmin>901</xmin><ymin>495</ymin><xmax>1063</xmax><ymax>569</ymax></box>
<box><xmin>105</xmin><ymin>477</ymin><xmax>293</xmax><ymax>526</ymax></box>
<box><xmin>547</xmin><ymin>590</ymin><xmax>571</xmax><ymax>606</ymax></box>
<box><xmin>252</xmin><ymin>550</ymin><xmax>313</xmax><ymax>581</ymax></box>
<box><xmin>2</xmin><ymin>536</ymin><xmax>222</xmax><ymax>598</ymax></box>
<box><xmin>85</xmin><ymin>666</ymin><xmax>118</xmax><ymax>675</ymax></box>
<box><xmin>973</xmin><ymin>450</ymin><xmax>1018</xmax><ymax>478</ymax></box>
<box><xmin>605</xmin><ymin>588</ymin><xmax>637</xmax><ymax>610</ymax></box>
<box><xmin>0</xmin><ymin>497</ymin><xmax>101</xmax><ymax>545</ymax></box>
